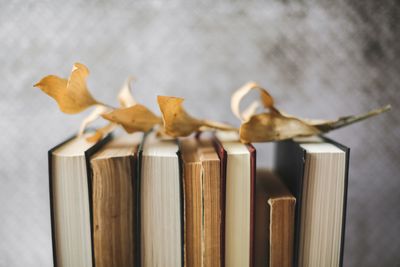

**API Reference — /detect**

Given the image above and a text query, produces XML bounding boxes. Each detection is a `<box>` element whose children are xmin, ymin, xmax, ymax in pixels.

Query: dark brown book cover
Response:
<box><xmin>254</xmin><ymin>170</ymin><xmax>296</xmax><ymax>267</ymax></box>
<box><xmin>90</xmin><ymin>136</ymin><xmax>142</xmax><ymax>267</ymax></box>
<box><xmin>213</xmin><ymin>137</ymin><xmax>256</xmax><ymax>267</ymax></box>
<box><xmin>274</xmin><ymin>137</ymin><xmax>349</xmax><ymax>267</ymax></box>
<box><xmin>48</xmin><ymin>133</ymin><xmax>112</xmax><ymax>267</ymax></box>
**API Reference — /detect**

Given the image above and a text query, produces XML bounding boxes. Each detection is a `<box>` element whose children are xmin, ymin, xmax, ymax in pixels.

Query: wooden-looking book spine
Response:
<box><xmin>90</xmin><ymin>147</ymin><xmax>138</xmax><ymax>267</ymax></box>
<box><xmin>181</xmin><ymin>138</ymin><xmax>222</xmax><ymax>267</ymax></box>
<box><xmin>212</xmin><ymin>138</ymin><xmax>227</xmax><ymax>267</ymax></box>
<box><xmin>268</xmin><ymin>196</ymin><xmax>296</xmax><ymax>267</ymax></box>
<box><xmin>48</xmin><ymin>133</ymin><xmax>112</xmax><ymax>267</ymax></box>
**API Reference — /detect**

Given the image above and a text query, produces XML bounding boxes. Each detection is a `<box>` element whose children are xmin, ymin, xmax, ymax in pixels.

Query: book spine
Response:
<box><xmin>212</xmin><ymin>138</ymin><xmax>227</xmax><ymax>267</ymax></box>
<box><xmin>84</xmin><ymin>134</ymin><xmax>113</xmax><ymax>267</ymax></box>
<box><xmin>274</xmin><ymin>140</ymin><xmax>306</xmax><ymax>267</ymax></box>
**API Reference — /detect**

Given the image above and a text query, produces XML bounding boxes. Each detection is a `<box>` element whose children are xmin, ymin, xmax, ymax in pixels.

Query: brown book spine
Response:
<box><xmin>212</xmin><ymin>138</ymin><xmax>227</xmax><ymax>267</ymax></box>
<box><xmin>269</xmin><ymin>197</ymin><xmax>296</xmax><ymax>267</ymax></box>
<box><xmin>90</xmin><ymin>154</ymin><xmax>136</xmax><ymax>267</ymax></box>
<box><xmin>183</xmin><ymin>159</ymin><xmax>202</xmax><ymax>267</ymax></box>
<box><xmin>202</xmin><ymin>157</ymin><xmax>222</xmax><ymax>267</ymax></box>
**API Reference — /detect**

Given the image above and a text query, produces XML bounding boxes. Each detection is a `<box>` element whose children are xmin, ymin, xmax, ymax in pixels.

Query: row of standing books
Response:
<box><xmin>48</xmin><ymin>130</ymin><xmax>349</xmax><ymax>267</ymax></box>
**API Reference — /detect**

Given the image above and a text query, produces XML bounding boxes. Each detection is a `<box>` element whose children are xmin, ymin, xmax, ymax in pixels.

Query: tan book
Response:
<box><xmin>255</xmin><ymin>170</ymin><xmax>296</xmax><ymax>267</ymax></box>
<box><xmin>90</xmin><ymin>133</ymin><xmax>143</xmax><ymax>267</ymax></box>
<box><xmin>181</xmin><ymin>137</ymin><xmax>222</xmax><ymax>267</ymax></box>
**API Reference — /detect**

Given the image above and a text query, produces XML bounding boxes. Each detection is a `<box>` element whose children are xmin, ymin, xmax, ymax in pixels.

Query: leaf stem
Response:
<box><xmin>320</xmin><ymin>104</ymin><xmax>391</xmax><ymax>131</ymax></box>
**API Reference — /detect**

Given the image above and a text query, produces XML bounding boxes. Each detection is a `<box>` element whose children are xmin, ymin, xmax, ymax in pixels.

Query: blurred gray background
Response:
<box><xmin>0</xmin><ymin>0</ymin><xmax>399</xmax><ymax>266</ymax></box>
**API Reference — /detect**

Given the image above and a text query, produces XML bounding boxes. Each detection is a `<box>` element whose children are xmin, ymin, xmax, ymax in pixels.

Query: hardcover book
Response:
<box><xmin>139</xmin><ymin>131</ymin><xmax>184</xmax><ymax>266</ymax></box>
<box><xmin>254</xmin><ymin>170</ymin><xmax>296</xmax><ymax>267</ymax></box>
<box><xmin>48</xmin><ymin>133</ymin><xmax>111</xmax><ymax>267</ymax></box>
<box><xmin>90</xmin><ymin>133</ymin><xmax>143</xmax><ymax>267</ymax></box>
<box><xmin>180</xmin><ymin>137</ymin><xmax>223</xmax><ymax>267</ymax></box>
<box><xmin>215</xmin><ymin>132</ymin><xmax>256</xmax><ymax>267</ymax></box>
<box><xmin>275</xmin><ymin>136</ymin><xmax>349</xmax><ymax>267</ymax></box>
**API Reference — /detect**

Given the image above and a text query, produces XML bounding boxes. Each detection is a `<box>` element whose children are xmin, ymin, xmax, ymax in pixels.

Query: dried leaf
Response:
<box><xmin>78</xmin><ymin>105</ymin><xmax>112</xmax><ymax>136</ymax></box>
<box><xmin>239</xmin><ymin>113</ymin><xmax>320</xmax><ymax>143</ymax></box>
<box><xmin>312</xmin><ymin>104</ymin><xmax>392</xmax><ymax>132</ymax></box>
<box><xmin>155</xmin><ymin>126</ymin><xmax>176</xmax><ymax>140</ymax></box>
<box><xmin>34</xmin><ymin>63</ymin><xmax>100</xmax><ymax>114</ymax></box>
<box><xmin>231</xmin><ymin>81</ymin><xmax>279</xmax><ymax>121</ymax></box>
<box><xmin>86</xmin><ymin>123</ymin><xmax>117</xmax><ymax>143</ymax></box>
<box><xmin>157</xmin><ymin>96</ymin><xmax>236</xmax><ymax>137</ymax></box>
<box><xmin>118</xmin><ymin>77</ymin><xmax>137</xmax><ymax>108</ymax></box>
<box><xmin>157</xmin><ymin>96</ymin><xmax>203</xmax><ymax>137</ymax></box>
<box><xmin>233</xmin><ymin>82</ymin><xmax>391</xmax><ymax>143</ymax></box>
<box><xmin>102</xmin><ymin>105</ymin><xmax>162</xmax><ymax>133</ymax></box>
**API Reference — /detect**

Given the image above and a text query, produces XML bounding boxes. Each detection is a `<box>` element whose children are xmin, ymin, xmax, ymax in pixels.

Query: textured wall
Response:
<box><xmin>0</xmin><ymin>1</ymin><xmax>399</xmax><ymax>266</ymax></box>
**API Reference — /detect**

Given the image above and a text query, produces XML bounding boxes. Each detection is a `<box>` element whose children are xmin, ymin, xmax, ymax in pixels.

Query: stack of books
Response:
<box><xmin>48</xmin><ymin>131</ymin><xmax>349</xmax><ymax>267</ymax></box>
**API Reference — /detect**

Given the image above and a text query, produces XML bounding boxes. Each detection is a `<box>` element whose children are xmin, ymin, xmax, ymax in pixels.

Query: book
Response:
<box><xmin>90</xmin><ymin>133</ymin><xmax>143</xmax><ymax>267</ymax></box>
<box><xmin>48</xmin><ymin>132</ymin><xmax>111</xmax><ymax>267</ymax></box>
<box><xmin>139</xmin><ymin>131</ymin><xmax>184</xmax><ymax>266</ymax></box>
<box><xmin>254</xmin><ymin>170</ymin><xmax>296</xmax><ymax>267</ymax></box>
<box><xmin>275</xmin><ymin>136</ymin><xmax>349</xmax><ymax>267</ymax></box>
<box><xmin>180</xmin><ymin>137</ymin><xmax>222</xmax><ymax>267</ymax></box>
<box><xmin>215</xmin><ymin>132</ymin><xmax>256</xmax><ymax>267</ymax></box>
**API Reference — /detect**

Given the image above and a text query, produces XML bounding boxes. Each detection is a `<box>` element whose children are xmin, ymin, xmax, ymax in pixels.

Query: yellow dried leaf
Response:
<box><xmin>102</xmin><ymin>105</ymin><xmax>162</xmax><ymax>133</ymax></box>
<box><xmin>86</xmin><ymin>123</ymin><xmax>117</xmax><ymax>143</ymax></box>
<box><xmin>157</xmin><ymin>96</ymin><xmax>237</xmax><ymax>137</ymax></box>
<box><xmin>231</xmin><ymin>81</ymin><xmax>279</xmax><ymax>121</ymax></box>
<box><xmin>239</xmin><ymin>113</ymin><xmax>320</xmax><ymax>143</ymax></box>
<box><xmin>157</xmin><ymin>96</ymin><xmax>203</xmax><ymax>137</ymax></box>
<box><xmin>233</xmin><ymin>82</ymin><xmax>391</xmax><ymax>143</ymax></box>
<box><xmin>34</xmin><ymin>63</ymin><xmax>100</xmax><ymax>114</ymax></box>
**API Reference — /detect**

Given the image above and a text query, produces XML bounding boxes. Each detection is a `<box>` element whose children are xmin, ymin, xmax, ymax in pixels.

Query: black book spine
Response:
<box><xmin>175</xmin><ymin>139</ymin><xmax>185</xmax><ymax>267</ymax></box>
<box><xmin>84</xmin><ymin>133</ymin><xmax>113</xmax><ymax>267</ymax></box>
<box><xmin>274</xmin><ymin>140</ymin><xmax>305</xmax><ymax>267</ymax></box>
<box><xmin>135</xmin><ymin>132</ymin><xmax>147</xmax><ymax>267</ymax></box>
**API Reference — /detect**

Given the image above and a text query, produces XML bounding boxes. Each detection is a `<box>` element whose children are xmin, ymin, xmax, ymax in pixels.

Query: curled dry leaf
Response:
<box><xmin>86</xmin><ymin>123</ymin><xmax>117</xmax><ymax>143</ymax></box>
<box><xmin>231</xmin><ymin>81</ymin><xmax>279</xmax><ymax>121</ymax></box>
<box><xmin>158</xmin><ymin>96</ymin><xmax>204</xmax><ymax>137</ymax></box>
<box><xmin>79</xmin><ymin>105</ymin><xmax>113</xmax><ymax>136</ymax></box>
<box><xmin>157</xmin><ymin>96</ymin><xmax>236</xmax><ymax>137</ymax></box>
<box><xmin>118</xmin><ymin>77</ymin><xmax>137</xmax><ymax>108</ymax></box>
<box><xmin>102</xmin><ymin>105</ymin><xmax>162</xmax><ymax>133</ymax></box>
<box><xmin>234</xmin><ymin>82</ymin><xmax>391</xmax><ymax>143</ymax></box>
<box><xmin>79</xmin><ymin>78</ymin><xmax>136</xmax><ymax>136</ymax></box>
<box><xmin>101</xmin><ymin>77</ymin><xmax>162</xmax><ymax>134</ymax></box>
<box><xmin>240</xmin><ymin>113</ymin><xmax>320</xmax><ymax>143</ymax></box>
<box><xmin>34</xmin><ymin>63</ymin><xmax>100</xmax><ymax>114</ymax></box>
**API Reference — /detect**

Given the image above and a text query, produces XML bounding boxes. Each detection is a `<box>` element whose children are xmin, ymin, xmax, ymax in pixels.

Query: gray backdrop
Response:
<box><xmin>0</xmin><ymin>1</ymin><xmax>399</xmax><ymax>266</ymax></box>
